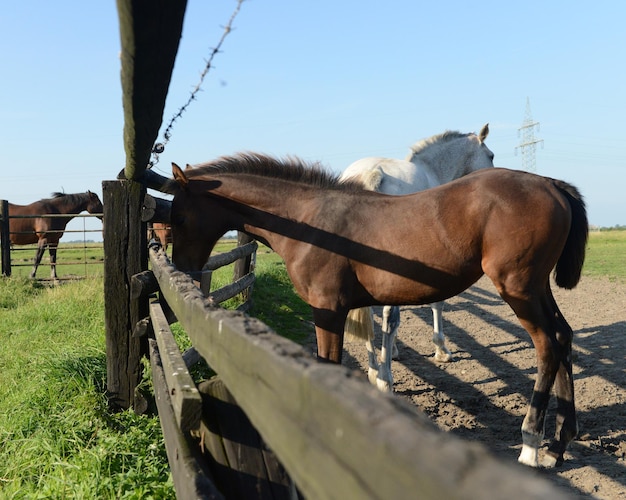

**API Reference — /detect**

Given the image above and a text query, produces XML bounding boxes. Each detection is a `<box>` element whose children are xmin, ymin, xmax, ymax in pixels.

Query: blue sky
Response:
<box><xmin>2</xmin><ymin>1</ymin><xmax>624</xmax><ymax>240</ymax></box>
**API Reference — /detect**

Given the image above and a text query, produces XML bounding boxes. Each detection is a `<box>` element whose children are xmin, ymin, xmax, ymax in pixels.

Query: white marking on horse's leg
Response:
<box><xmin>518</xmin><ymin>430</ymin><xmax>542</xmax><ymax>467</ymax></box>
<box><xmin>377</xmin><ymin>334</ymin><xmax>394</xmax><ymax>392</ymax></box>
<box><xmin>377</xmin><ymin>305</ymin><xmax>399</xmax><ymax>392</ymax></box>
<box><xmin>431</xmin><ymin>302</ymin><xmax>453</xmax><ymax>362</ymax></box>
<box><xmin>518</xmin><ymin>444</ymin><xmax>540</xmax><ymax>467</ymax></box>
<box><xmin>365</xmin><ymin>338</ymin><xmax>379</xmax><ymax>386</ymax></box>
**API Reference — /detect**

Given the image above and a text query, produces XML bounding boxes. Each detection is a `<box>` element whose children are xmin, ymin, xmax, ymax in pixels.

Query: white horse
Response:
<box><xmin>340</xmin><ymin>124</ymin><xmax>494</xmax><ymax>391</ymax></box>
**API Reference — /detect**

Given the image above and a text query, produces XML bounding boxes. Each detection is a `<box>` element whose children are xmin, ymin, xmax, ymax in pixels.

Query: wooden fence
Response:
<box><xmin>121</xmin><ymin>236</ymin><xmax>568</xmax><ymax>498</ymax></box>
<box><xmin>0</xmin><ymin>200</ymin><xmax>103</xmax><ymax>278</ymax></box>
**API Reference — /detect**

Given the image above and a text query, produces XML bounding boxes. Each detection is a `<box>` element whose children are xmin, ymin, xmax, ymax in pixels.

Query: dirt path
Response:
<box><xmin>336</xmin><ymin>276</ymin><xmax>626</xmax><ymax>498</ymax></box>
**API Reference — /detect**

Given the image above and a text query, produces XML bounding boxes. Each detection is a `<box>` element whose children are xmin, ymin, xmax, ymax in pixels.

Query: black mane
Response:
<box><xmin>48</xmin><ymin>192</ymin><xmax>90</xmax><ymax>203</ymax></box>
<box><xmin>185</xmin><ymin>153</ymin><xmax>364</xmax><ymax>191</ymax></box>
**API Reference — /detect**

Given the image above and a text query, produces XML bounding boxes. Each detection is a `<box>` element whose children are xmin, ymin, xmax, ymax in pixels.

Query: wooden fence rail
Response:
<box><xmin>146</xmin><ymin>244</ymin><xmax>569</xmax><ymax>500</ymax></box>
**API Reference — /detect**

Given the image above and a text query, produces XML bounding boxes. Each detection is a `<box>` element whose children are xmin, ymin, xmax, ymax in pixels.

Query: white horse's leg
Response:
<box><xmin>431</xmin><ymin>301</ymin><xmax>453</xmax><ymax>362</ymax></box>
<box><xmin>377</xmin><ymin>305</ymin><xmax>400</xmax><ymax>392</ymax></box>
<box><xmin>382</xmin><ymin>305</ymin><xmax>401</xmax><ymax>359</ymax></box>
<box><xmin>365</xmin><ymin>337</ymin><xmax>380</xmax><ymax>386</ymax></box>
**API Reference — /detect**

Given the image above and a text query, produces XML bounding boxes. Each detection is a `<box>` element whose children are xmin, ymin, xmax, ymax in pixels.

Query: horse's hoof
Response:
<box><xmin>376</xmin><ymin>378</ymin><xmax>393</xmax><ymax>392</ymax></box>
<box><xmin>517</xmin><ymin>445</ymin><xmax>539</xmax><ymax>468</ymax></box>
<box><xmin>434</xmin><ymin>351</ymin><xmax>454</xmax><ymax>363</ymax></box>
<box><xmin>540</xmin><ymin>452</ymin><xmax>562</xmax><ymax>468</ymax></box>
<box><xmin>367</xmin><ymin>368</ymin><xmax>379</xmax><ymax>386</ymax></box>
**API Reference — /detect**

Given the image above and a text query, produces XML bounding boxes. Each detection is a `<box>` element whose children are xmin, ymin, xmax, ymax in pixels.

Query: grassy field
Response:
<box><xmin>583</xmin><ymin>229</ymin><xmax>626</xmax><ymax>281</ymax></box>
<box><xmin>7</xmin><ymin>242</ymin><xmax>104</xmax><ymax>279</ymax></box>
<box><xmin>0</xmin><ymin>230</ymin><xmax>623</xmax><ymax>496</ymax></box>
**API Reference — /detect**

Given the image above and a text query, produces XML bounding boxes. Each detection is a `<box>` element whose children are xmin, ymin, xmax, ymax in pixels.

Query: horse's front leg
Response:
<box><xmin>431</xmin><ymin>301</ymin><xmax>453</xmax><ymax>362</ymax></box>
<box><xmin>312</xmin><ymin>308</ymin><xmax>347</xmax><ymax>364</ymax></box>
<box><xmin>30</xmin><ymin>241</ymin><xmax>47</xmax><ymax>279</ymax></box>
<box><xmin>377</xmin><ymin>305</ymin><xmax>400</xmax><ymax>392</ymax></box>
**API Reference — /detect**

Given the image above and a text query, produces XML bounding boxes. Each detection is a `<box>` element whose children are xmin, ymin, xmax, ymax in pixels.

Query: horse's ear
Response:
<box><xmin>185</xmin><ymin>163</ymin><xmax>193</xmax><ymax>171</ymax></box>
<box><xmin>172</xmin><ymin>162</ymin><xmax>189</xmax><ymax>188</ymax></box>
<box><xmin>479</xmin><ymin>123</ymin><xmax>489</xmax><ymax>142</ymax></box>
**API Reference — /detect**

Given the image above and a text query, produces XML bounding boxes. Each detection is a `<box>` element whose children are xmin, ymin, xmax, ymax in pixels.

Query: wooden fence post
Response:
<box><xmin>103</xmin><ymin>179</ymin><xmax>148</xmax><ymax>411</ymax></box>
<box><xmin>233</xmin><ymin>232</ymin><xmax>253</xmax><ymax>301</ymax></box>
<box><xmin>0</xmin><ymin>201</ymin><xmax>10</xmax><ymax>277</ymax></box>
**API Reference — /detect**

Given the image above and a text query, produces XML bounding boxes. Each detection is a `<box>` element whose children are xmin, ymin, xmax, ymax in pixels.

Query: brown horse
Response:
<box><xmin>8</xmin><ymin>191</ymin><xmax>103</xmax><ymax>278</ymax></box>
<box><xmin>149</xmin><ymin>222</ymin><xmax>172</xmax><ymax>251</ymax></box>
<box><xmin>164</xmin><ymin>153</ymin><xmax>587</xmax><ymax>468</ymax></box>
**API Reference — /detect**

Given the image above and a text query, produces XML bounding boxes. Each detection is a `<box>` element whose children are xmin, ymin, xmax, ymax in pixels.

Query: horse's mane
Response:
<box><xmin>48</xmin><ymin>192</ymin><xmax>90</xmax><ymax>203</ymax></box>
<box><xmin>406</xmin><ymin>130</ymin><xmax>469</xmax><ymax>161</ymax></box>
<box><xmin>185</xmin><ymin>153</ymin><xmax>364</xmax><ymax>191</ymax></box>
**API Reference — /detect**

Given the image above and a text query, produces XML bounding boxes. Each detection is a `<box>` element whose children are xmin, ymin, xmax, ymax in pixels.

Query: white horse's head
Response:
<box><xmin>406</xmin><ymin>123</ymin><xmax>494</xmax><ymax>184</ymax></box>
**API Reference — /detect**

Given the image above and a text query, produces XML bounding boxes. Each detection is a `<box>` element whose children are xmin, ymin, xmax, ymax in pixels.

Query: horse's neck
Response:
<box><xmin>213</xmin><ymin>176</ymin><xmax>326</xmax><ymax>252</ymax></box>
<box><xmin>408</xmin><ymin>141</ymin><xmax>467</xmax><ymax>186</ymax></box>
<box><xmin>54</xmin><ymin>196</ymin><xmax>88</xmax><ymax>214</ymax></box>
<box><xmin>216</xmin><ymin>174</ymin><xmax>317</xmax><ymax>219</ymax></box>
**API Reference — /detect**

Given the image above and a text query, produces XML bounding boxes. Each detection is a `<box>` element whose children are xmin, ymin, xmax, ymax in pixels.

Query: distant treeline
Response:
<box><xmin>591</xmin><ymin>225</ymin><xmax>626</xmax><ymax>231</ymax></box>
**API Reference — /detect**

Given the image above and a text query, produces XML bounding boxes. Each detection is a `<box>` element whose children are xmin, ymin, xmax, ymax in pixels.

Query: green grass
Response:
<box><xmin>8</xmin><ymin>242</ymin><xmax>104</xmax><ymax>279</ymax></box>
<box><xmin>0</xmin><ymin>278</ymin><xmax>173</xmax><ymax>498</ymax></box>
<box><xmin>583</xmin><ymin>230</ymin><xmax>626</xmax><ymax>281</ymax></box>
<box><xmin>0</xmin><ymin>230</ymin><xmax>622</xmax><ymax>496</ymax></box>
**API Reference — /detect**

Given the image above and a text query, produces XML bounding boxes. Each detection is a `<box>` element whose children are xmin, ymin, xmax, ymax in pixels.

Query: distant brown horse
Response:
<box><xmin>149</xmin><ymin>222</ymin><xmax>172</xmax><ymax>251</ymax></box>
<box><xmin>9</xmin><ymin>191</ymin><xmax>103</xmax><ymax>278</ymax></box>
<box><xmin>164</xmin><ymin>153</ymin><xmax>587</xmax><ymax>468</ymax></box>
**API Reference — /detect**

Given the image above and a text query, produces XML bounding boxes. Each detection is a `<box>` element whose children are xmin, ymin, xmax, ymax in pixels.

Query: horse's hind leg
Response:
<box><xmin>431</xmin><ymin>301</ymin><xmax>453</xmax><ymax>362</ymax></box>
<box><xmin>497</xmin><ymin>286</ymin><xmax>572</xmax><ymax>467</ymax></box>
<box><xmin>30</xmin><ymin>241</ymin><xmax>47</xmax><ymax>279</ymax></box>
<box><xmin>542</xmin><ymin>287</ymin><xmax>577</xmax><ymax>467</ymax></box>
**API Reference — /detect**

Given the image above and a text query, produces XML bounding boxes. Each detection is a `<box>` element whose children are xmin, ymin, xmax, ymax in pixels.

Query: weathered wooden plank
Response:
<box><xmin>149</xmin><ymin>246</ymin><xmax>569</xmax><ymax>500</ymax></box>
<box><xmin>141</xmin><ymin>194</ymin><xmax>172</xmax><ymax>223</ymax></box>
<box><xmin>207</xmin><ymin>272</ymin><xmax>255</xmax><ymax>304</ymax></box>
<box><xmin>150</xmin><ymin>301</ymin><xmax>203</xmax><ymax>432</ymax></box>
<box><xmin>203</xmin><ymin>240</ymin><xmax>258</xmax><ymax>270</ymax></box>
<box><xmin>149</xmin><ymin>339</ymin><xmax>224</xmax><ymax>500</ymax></box>
<box><xmin>196</xmin><ymin>378</ymin><xmax>295</xmax><ymax>499</ymax></box>
<box><xmin>103</xmin><ymin>180</ymin><xmax>148</xmax><ymax>411</ymax></box>
<box><xmin>131</xmin><ymin>269</ymin><xmax>158</xmax><ymax>299</ymax></box>
<box><xmin>117</xmin><ymin>0</ymin><xmax>187</xmax><ymax>181</ymax></box>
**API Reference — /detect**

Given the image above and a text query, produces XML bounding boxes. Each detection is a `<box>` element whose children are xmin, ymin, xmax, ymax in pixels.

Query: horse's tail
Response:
<box><xmin>344</xmin><ymin>307</ymin><xmax>375</xmax><ymax>341</ymax></box>
<box><xmin>553</xmin><ymin>179</ymin><xmax>588</xmax><ymax>289</ymax></box>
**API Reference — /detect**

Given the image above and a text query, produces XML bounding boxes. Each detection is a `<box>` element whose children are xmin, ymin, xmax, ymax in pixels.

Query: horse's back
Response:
<box><xmin>341</xmin><ymin>157</ymin><xmax>431</xmax><ymax>194</ymax></box>
<box><xmin>7</xmin><ymin>201</ymin><xmax>62</xmax><ymax>245</ymax></box>
<box><xmin>448</xmin><ymin>169</ymin><xmax>583</xmax><ymax>284</ymax></box>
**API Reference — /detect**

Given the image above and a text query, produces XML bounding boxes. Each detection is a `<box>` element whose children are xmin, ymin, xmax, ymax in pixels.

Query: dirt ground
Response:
<box><xmin>325</xmin><ymin>276</ymin><xmax>625</xmax><ymax>498</ymax></box>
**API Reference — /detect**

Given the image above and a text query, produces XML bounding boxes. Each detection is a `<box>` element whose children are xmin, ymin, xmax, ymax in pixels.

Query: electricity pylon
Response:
<box><xmin>515</xmin><ymin>97</ymin><xmax>543</xmax><ymax>173</ymax></box>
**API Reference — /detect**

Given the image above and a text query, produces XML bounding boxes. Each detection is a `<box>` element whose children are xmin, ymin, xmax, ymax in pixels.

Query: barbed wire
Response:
<box><xmin>149</xmin><ymin>0</ymin><xmax>245</xmax><ymax>169</ymax></box>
